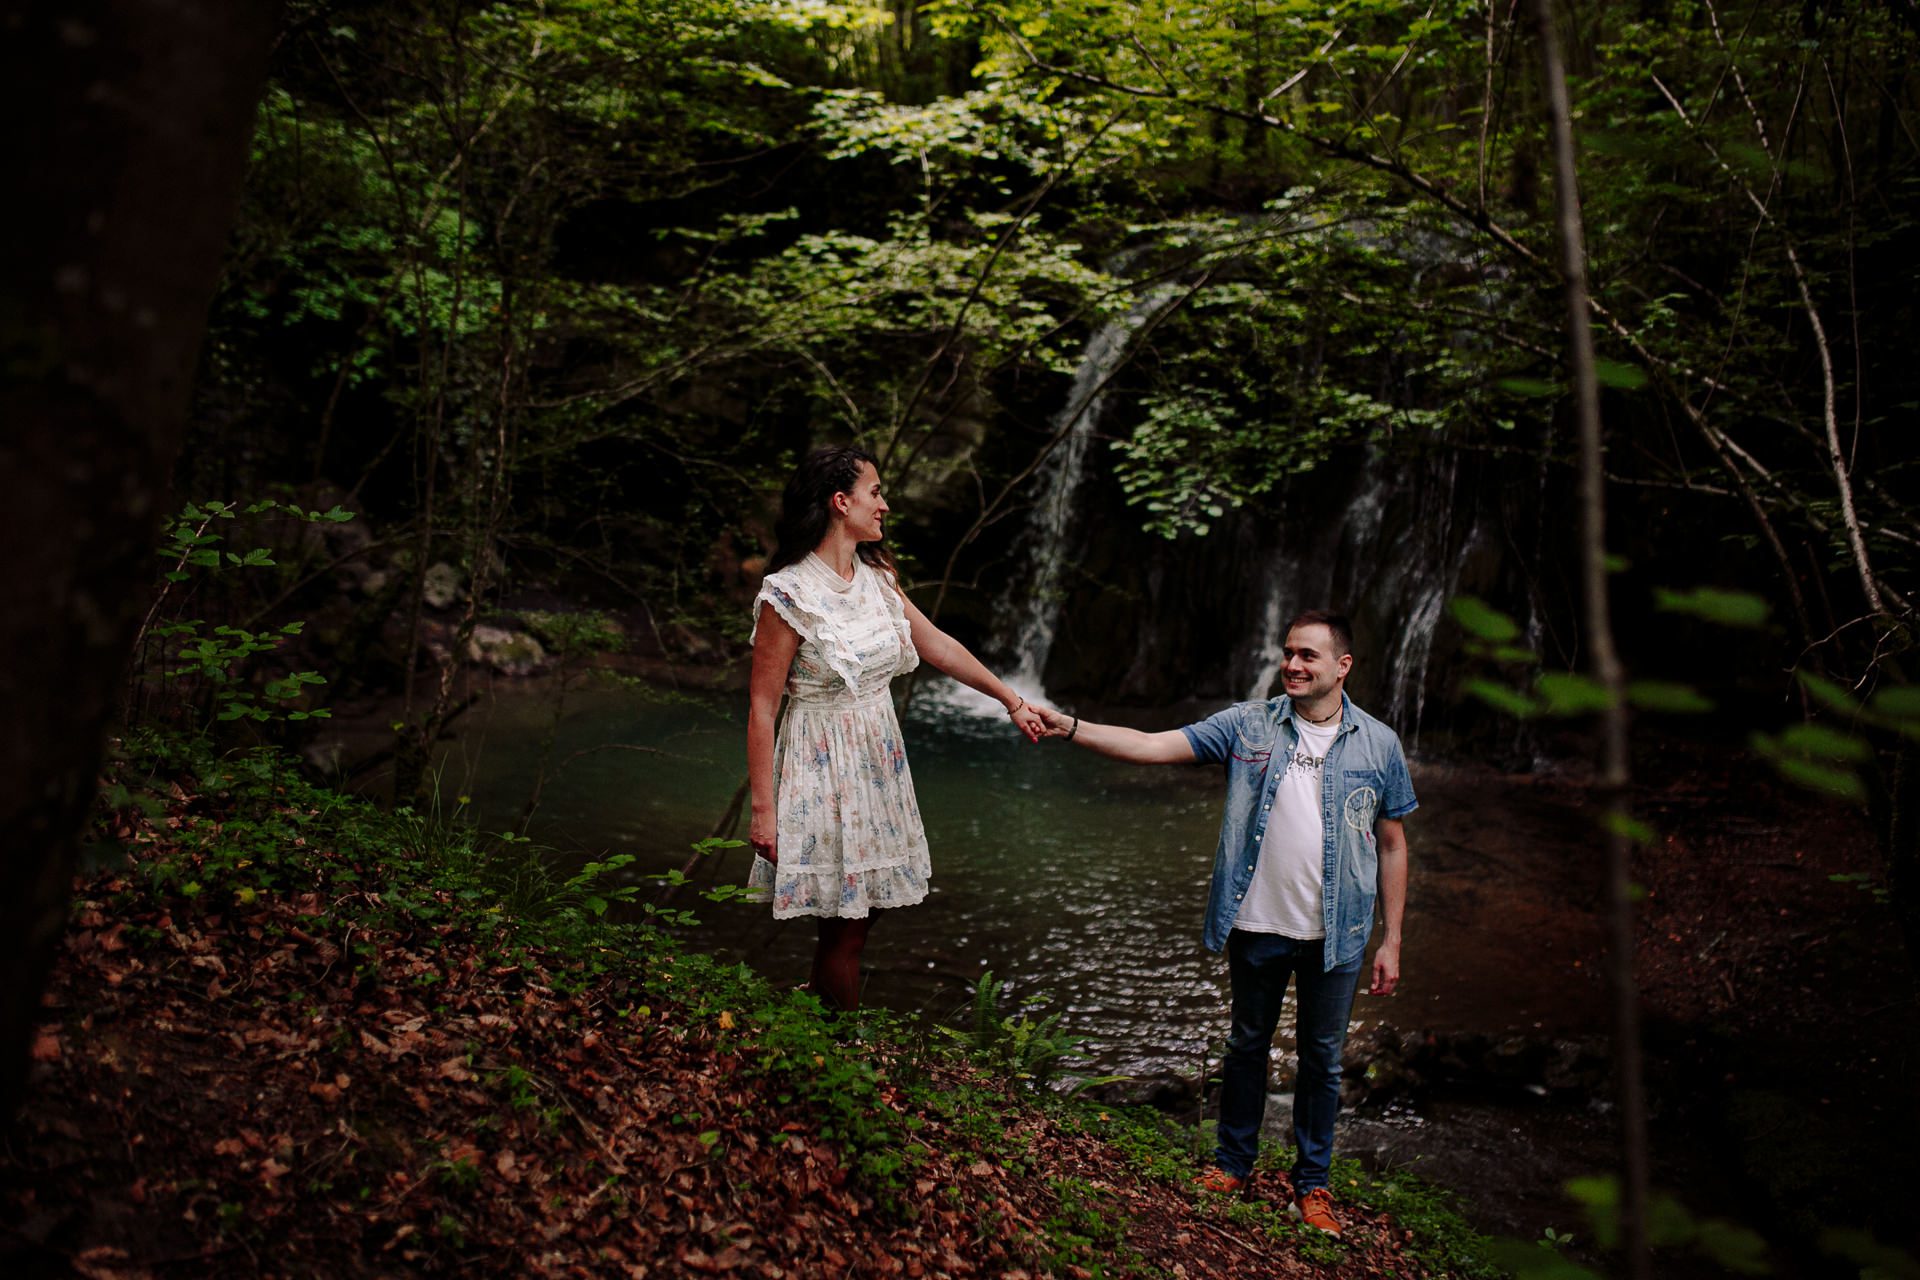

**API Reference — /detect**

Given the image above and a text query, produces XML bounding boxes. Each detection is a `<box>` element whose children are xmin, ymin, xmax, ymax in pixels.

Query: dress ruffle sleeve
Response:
<box><xmin>750</xmin><ymin>571</ymin><xmax>814</xmax><ymax>644</ymax></box>
<box><xmin>751</xmin><ymin>566</ymin><xmax>864</xmax><ymax>692</ymax></box>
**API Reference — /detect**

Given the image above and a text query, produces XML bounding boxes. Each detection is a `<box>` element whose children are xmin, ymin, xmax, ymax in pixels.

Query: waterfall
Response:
<box><xmin>932</xmin><ymin>288</ymin><xmax>1181</xmax><ymax>718</ymax></box>
<box><xmin>1235</xmin><ymin>449</ymin><xmax>1480</xmax><ymax>751</ymax></box>
<box><xmin>1241</xmin><ymin>459</ymin><xmax>1390</xmax><ymax>703</ymax></box>
<box><xmin>1004</xmin><ymin>288</ymin><xmax>1182</xmax><ymax>699</ymax></box>
<box><xmin>1376</xmin><ymin>453</ymin><xmax>1459</xmax><ymax>744</ymax></box>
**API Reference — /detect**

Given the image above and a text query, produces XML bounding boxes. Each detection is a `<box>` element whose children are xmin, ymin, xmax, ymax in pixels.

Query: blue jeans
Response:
<box><xmin>1214</xmin><ymin>929</ymin><xmax>1364</xmax><ymax>1190</ymax></box>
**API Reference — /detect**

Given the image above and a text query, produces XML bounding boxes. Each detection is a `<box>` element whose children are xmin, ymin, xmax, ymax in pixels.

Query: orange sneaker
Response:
<box><xmin>1291</xmin><ymin>1187</ymin><xmax>1343</xmax><ymax>1236</ymax></box>
<box><xmin>1192</xmin><ymin>1166</ymin><xmax>1245</xmax><ymax>1196</ymax></box>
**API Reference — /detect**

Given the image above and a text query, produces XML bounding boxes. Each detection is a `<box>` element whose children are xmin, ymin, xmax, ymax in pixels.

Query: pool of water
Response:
<box><xmin>432</xmin><ymin>676</ymin><xmax>1610</xmax><ymax>1079</ymax></box>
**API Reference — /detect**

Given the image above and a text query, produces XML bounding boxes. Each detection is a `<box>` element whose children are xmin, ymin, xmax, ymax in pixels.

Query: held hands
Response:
<box><xmin>1034</xmin><ymin>705</ymin><xmax>1079</xmax><ymax>739</ymax></box>
<box><xmin>1006</xmin><ymin>696</ymin><xmax>1047</xmax><ymax>743</ymax></box>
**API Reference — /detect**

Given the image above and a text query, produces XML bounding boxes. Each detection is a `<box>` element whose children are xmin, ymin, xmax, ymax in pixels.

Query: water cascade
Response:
<box><xmin>932</xmin><ymin>288</ymin><xmax>1182</xmax><ymax>717</ymax></box>
<box><xmin>1005</xmin><ymin>288</ymin><xmax>1184</xmax><ymax>700</ymax></box>
<box><xmin>1231</xmin><ymin>451</ymin><xmax>1482</xmax><ymax>749</ymax></box>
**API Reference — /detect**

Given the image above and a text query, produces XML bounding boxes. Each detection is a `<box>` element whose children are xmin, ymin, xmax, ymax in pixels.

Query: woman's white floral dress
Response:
<box><xmin>747</xmin><ymin>553</ymin><xmax>931</xmax><ymax>918</ymax></box>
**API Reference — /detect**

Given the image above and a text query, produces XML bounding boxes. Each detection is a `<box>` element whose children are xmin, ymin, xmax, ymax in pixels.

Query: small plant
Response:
<box><xmin>433</xmin><ymin>1154</ymin><xmax>484</xmax><ymax>1194</ymax></box>
<box><xmin>944</xmin><ymin>970</ymin><xmax>1105</xmax><ymax>1091</ymax></box>
<box><xmin>1829</xmin><ymin>872</ymin><xmax>1892</xmax><ymax>905</ymax></box>
<box><xmin>129</xmin><ymin>498</ymin><xmax>355</xmax><ymax>732</ymax></box>
<box><xmin>1040</xmin><ymin>1176</ymin><xmax>1142</xmax><ymax>1277</ymax></box>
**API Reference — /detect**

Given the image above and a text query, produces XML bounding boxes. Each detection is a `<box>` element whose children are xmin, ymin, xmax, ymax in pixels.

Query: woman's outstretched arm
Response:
<box><xmin>747</xmin><ymin>605</ymin><xmax>800</xmax><ymax>862</ymax></box>
<box><xmin>896</xmin><ymin>591</ymin><xmax>1045</xmax><ymax>742</ymax></box>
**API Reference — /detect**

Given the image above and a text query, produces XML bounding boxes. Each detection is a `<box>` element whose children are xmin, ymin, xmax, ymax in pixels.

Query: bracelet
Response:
<box><xmin>1006</xmin><ymin>696</ymin><xmax>1026</xmax><ymax>717</ymax></box>
<box><xmin>1067</xmin><ymin>715</ymin><xmax>1080</xmax><ymax>742</ymax></box>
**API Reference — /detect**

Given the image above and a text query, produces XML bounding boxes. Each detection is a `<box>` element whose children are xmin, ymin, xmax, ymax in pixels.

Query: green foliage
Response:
<box><xmin>1819</xmin><ymin>1227</ymin><xmax>1920</xmax><ymax>1280</ymax></box>
<box><xmin>517</xmin><ymin>610</ymin><xmax>626</xmax><ymax>657</ymax></box>
<box><xmin>1654</xmin><ymin>587</ymin><xmax>1771</xmax><ymax>629</ymax></box>
<box><xmin>1743</xmin><ymin>671</ymin><xmax>1920</xmax><ymax>804</ymax></box>
<box><xmin>1625</xmin><ymin>681</ymin><xmax>1714</xmax><ymax>714</ymax></box>
<box><xmin>133</xmin><ymin>499</ymin><xmax>355</xmax><ymax>732</ymax></box>
<box><xmin>1039</xmin><ymin>1176</ymin><xmax>1143</xmax><ymax>1278</ymax></box>
<box><xmin>1451</xmin><ymin>596</ymin><xmax>1521</xmax><ymax>644</ymax></box>
<box><xmin>1536</xmin><ymin>673</ymin><xmax>1614</xmax><ymax>717</ymax></box>
<box><xmin>943</xmin><ymin>969</ymin><xmax>1106</xmax><ymax>1091</ymax></box>
<box><xmin>1566</xmin><ymin>1174</ymin><xmax>1772</xmax><ymax>1274</ymax></box>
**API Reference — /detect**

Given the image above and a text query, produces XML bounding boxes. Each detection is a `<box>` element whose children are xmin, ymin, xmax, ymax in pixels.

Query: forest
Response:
<box><xmin>3</xmin><ymin>0</ymin><xmax>1918</xmax><ymax>1276</ymax></box>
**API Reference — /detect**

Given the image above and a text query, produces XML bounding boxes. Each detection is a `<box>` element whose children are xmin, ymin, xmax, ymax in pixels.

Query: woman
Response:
<box><xmin>747</xmin><ymin>445</ymin><xmax>1046</xmax><ymax>1010</ymax></box>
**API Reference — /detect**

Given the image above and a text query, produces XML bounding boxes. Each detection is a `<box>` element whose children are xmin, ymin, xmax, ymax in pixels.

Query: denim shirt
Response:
<box><xmin>1181</xmin><ymin>692</ymin><xmax>1417</xmax><ymax>969</ymax></box>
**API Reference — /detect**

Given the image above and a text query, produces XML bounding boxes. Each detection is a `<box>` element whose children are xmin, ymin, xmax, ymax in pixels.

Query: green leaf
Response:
<box><xmin>1594</xmin><ymin>358</ymin><xmax>1648</xmax><ymax>390</ymax></box>
<box><xmin>1871</xmin><ymin>686</ymin><xmax>1920</xmax><ymax>720</ymax></box>
<box><xmin>1496</xmin><ymin>376</ymin><xmax>1560</xmax><ymax>398</ymax></box>
<box><xmin>1778</xmin><ymin>724</ymin><xmax>1872</xmax><ymax>761</ymax></box>
<box><xmin>1484</xmin><ymin>1239</ymin><xmax>1604</xmax><ymax>1280</ymax></box>
<box><xmin>1819</xmin><ymin>1227</ymin><xmax>1920</xmax><ymax>1280</ymax></box>
<box><xmin>1693</xmin><ymin>1219</ymin><xmax>1772</xmax><ymax>1275</ymax></box>
<box><xmin>1798</xmin><ymin>672</ymin><xmax>1861</xmax><ymax>714</ymax></box>
<box><xmin>1654</xmin><ymin>586</ymin><xmax>1770</xmax><ymax>628</ymax></box>
<box><xmin>1465</xmin><ymin>678</ymin><xmax>1536</xmax><ymax>718</ymax></box>
<box><xmin>1646</xmin><ymin>1190</ymin><xmax>1701</xmax><ymax>1249</ymax></box>
<box><xmin>1603</xmin><ymin>811</ymin><xmax>1658</xmax><ymax>844</ymax></box>
<box><xmin>1751</xmin><ymin>734</ymin><xmax>1867</xmax><ymax>801</ymax></box>
<box><xmin>1566</xmin><ymin>1175</ymin><xmax>1621</xmax><ymax>1250</ymax></box>
<box><xmin>1449</xmin><ymin>596</ymin><xmax>1520</xmax><ymax>642</ymax></box>
<box><xmin>1626</xmin><ymin>681</ymin><xmax>1713</xmax><ymax>713</ymax></box>
<box><xmin>1485</xmin><ymin>644</ymin><xmax>1540</xmax><ymax>663</ymax></box>
<box><xmin>1537</xmin><ymin>672</ymin><xmax>1615</xmax><ymax>715</ymax></box>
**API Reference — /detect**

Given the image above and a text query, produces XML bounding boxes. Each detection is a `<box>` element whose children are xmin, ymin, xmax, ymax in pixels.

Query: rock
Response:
<box><xmin>464</xmin><ymin>625</ymin><xmax>546</xmax><ymax>676</ymax></box>
<box><xmin>1081</xmin><ymin>1070</ymin><xmax>1203</xmax><ymax>1113</ymax></box>
<box><xmin>301</xmin><ymin>738</ymin><xmax>348</xmax><ymax>777</ymax></box>
<box><xmin>1542</xmin><ymin>1039</ymin><xmax>1612</xmax><ymax>1094</ymax></box>
<box><xmin>664</xmin><ymin>622</ymin><xmax>719</xmax><ymax>661</ymax></box>
<box><xmin>421</xmin><ymin>562</ymin><xmax>461</xmax><ymax>609</ymax></box>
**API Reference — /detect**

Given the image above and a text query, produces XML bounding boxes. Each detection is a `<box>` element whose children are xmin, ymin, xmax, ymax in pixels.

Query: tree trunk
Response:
<box><xmin>1529</xmin><ymin>0</ymin><xmax>1652</xmax><ymax>1275</ymax></box>
<box><xmin>0</xmin><ymin>0</ymin><xmax>278</xmax><ymax>1113</ymax></box>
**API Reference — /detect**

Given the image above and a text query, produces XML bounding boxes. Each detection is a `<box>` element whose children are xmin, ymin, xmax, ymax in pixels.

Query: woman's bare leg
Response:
<box><xmin>810</xmin><ymin>915</ymin><xmax>875</xmax><ymax>1011</ymax></box>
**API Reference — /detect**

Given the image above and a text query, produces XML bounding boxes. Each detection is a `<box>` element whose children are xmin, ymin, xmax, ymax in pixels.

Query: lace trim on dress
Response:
<box><xmin>746</xmin><ymin>854</ymin><xmax>929</xmax><ymax>919</ymax></box>
<box><xmin>751</xmin><ymin>557</ymin><xmax>918</xmax><ymax>691</ymax></box>
<box><xmin>874</xmin><ymin>566</ymin><xmax>919</xmax><ymax>674</ymax></box>
<box><xmin>751</xmin><ymin>569</ymin><xmax>865</xmax><ymax>692</ymax></box>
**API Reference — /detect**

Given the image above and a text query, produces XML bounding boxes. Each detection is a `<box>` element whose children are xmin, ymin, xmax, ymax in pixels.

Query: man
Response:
<box><xmin>1038</xmin><ymin>610</ymin><xmax>1414</xmax><ymax>1236</ymax></box>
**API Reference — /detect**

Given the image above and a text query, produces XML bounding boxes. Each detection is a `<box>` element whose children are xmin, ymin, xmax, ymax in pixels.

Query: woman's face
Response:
<box><xmin>833</xmin><ymin>462</ymin><xmax>889</xmax><ymax>542</ymax></box>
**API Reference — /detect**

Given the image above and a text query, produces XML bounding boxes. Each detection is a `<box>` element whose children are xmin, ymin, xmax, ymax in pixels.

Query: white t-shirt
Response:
<box><xmin>1233</xmin><ymin>716</ymin><xmax>1340</xmax><ymax>940</ymax></box>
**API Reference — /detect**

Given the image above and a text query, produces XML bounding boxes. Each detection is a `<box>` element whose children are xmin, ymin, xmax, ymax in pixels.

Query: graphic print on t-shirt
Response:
<box><xmin>1285</xmin><ymin>744</ymin><xmax>1327</xmax><ymax>774</ymax></box>
<box><xmin>1233</xmin><ymin>717</ymin><xmax>1340</xmax><ymax>940</ymax></box>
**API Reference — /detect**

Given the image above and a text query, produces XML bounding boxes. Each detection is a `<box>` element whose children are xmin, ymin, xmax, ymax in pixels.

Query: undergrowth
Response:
<box><xmin>86</xmin><ymin>733</ymin><xmax>1506</xmax><ymax>1277</ymax></box>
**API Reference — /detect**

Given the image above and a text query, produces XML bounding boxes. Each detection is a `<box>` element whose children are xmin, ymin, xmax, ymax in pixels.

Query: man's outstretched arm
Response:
<box><xmin>1037</xmin><ymin>707</ymin><xmax>1196</xmax><ymax>765</ymax></box>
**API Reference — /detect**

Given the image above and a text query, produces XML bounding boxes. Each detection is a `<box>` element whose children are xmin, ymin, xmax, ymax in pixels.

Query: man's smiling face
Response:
<box><xmin>1280</xmin><ymin>623</ymin><xmax>1353</xmax><ymax>703</ymax></box>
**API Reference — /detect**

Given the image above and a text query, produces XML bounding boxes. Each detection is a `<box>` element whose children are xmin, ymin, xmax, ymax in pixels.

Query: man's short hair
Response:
<box><xmin>1284</xmin><ymin>609</ymin><xmax>1353</xmax><ymax>656</ymax></box>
